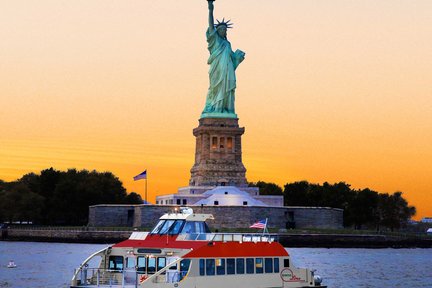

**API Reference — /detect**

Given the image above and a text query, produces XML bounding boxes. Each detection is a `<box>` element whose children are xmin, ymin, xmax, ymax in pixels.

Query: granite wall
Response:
<box><xmin>89</xmin><ymin>205</ymin><xmax>343</xmax><ymax>230</ymax></box>
<box><xmin>88</xmin><ymin>205</ymin><xmax>137</xmax><ymax>227</ymax></box>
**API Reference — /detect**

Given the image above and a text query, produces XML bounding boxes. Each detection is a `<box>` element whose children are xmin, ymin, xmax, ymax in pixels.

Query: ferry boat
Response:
<box><xmin>71</xmin><ymin>208</ymin><xmax>326</xmax><ymax>288</ymax></box>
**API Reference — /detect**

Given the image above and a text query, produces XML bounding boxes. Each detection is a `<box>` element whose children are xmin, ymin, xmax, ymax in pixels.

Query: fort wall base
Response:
<box><xmin>88</xmin><ymin>205</ymin><xmax>343</xmax><ymax>230</ymax></box>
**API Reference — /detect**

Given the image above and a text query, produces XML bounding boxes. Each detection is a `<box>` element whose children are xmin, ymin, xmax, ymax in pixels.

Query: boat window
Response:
<box><xmin>255</xmin><ymin>258</ymin><xmax>263</xmax><ymax>274</ymax></box>
<box><xmin>181</xmin><ymin>221</ymin><xmax>210</xmax><ymax>234</ymax></box>
<box><xmin>182</xmin><ymin>222</ymin><xmax>195</xmax><ymax>234</ymax></box>
<box><xmin>206</xmin><ymin>259</ymin><xmax>215</xmax><ymax>276</ymax></box>
<box><xmin>284</xmin><ymin>258</ymin><xmax>289</xmax><ymax>268</ymax></box>
<box><xmin>246</xmin><ymin>258</ymin><xmax>254</xmax><ymax>274</ymax></box>
<box><xmin>137</xmin><ymin>257</ymin><xmax>146</xmax><ymax>272</ymax></box>
<box><xmin>216</xmin><ymin>258</ymin><xmax>225</xmax><ymax>275</ymax></box>
<box><xmin>274</xmin><ymin>258</ymin><xmax>280</xmax><ymax>273</ymax></box>
<box><xmin>151</xmin><ymin>220</ymin><xmax>166</xmax><ymax>234</ymax></box>
<box><xmin>227</xmin><ymin>258</ymin><xmax>235</xmax><ymax>275</ymax></box>
<box><xmin>199</xmin><ymin>259</ymin><xmax>205</xmax><ymax>276</ymax></box>
<box><xmin>236</xmin><ymin>258</ymin><xmax>245</xmax><ymax>274</ymax></box>
<box><xmin>180</xmin><ymin>259</ymin><xmax>191</xmax><ymax>272</ymax></box>
<box><xmin>148</xmin><ymin>257</ymin><xmax>156</xmax><ymax>274</ymax></box>
<box><xmin>126</xmin><ymin>257</ymin><xmax>136</xmax><ymax>269</ymax></box>
<box><xmin>180</xmin><ymin>259</ymin><xmax>191</xmax><ymax>281</ymax></box>
<box><xmin>157</xmin><ymin>257</ymin><xmax>166</xmax><ymax>271</ymax></box>
<box><xmin>169</xmin><ymin>220</ymin><xmax>185</xmax><ymax>235</ymax></box>
<box><xmin>264</xmin><ymin>258</ymin><xmax>273</xmax><ymax>273</ymax></box>
<box><xmin>108</xmin><ymin>256</ymin><xmax>123</xmax><ymax>271</ymax></box>
<box><xmin>203</xmin><ymin>222</ymin><xmax>211</xmax><ymax>233</ymax></box>
<box><xmin>159</xmin><ymin>220</ymin><xmax>176</xmax><ymax>234</ymax></box>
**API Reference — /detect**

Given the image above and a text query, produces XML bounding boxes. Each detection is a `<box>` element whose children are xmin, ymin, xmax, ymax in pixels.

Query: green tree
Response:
<box><xmin>283</xmin><ymin>181</ymin><xmax>312</xmax><ymax>206</ymax></box>
<box><xmin>0</xmin><ymin>183</ymin><xmax>45</xmax><ymax>223</ymax></box>
<box><xmin>20</xmin><ymin>168</ymin><xmax>62</xmax><ymax>224</ymax></box>
<box><xmin>347</xmin><ymin>188</ymin><xmax>379</xmax><ymax>229</ymax></box>
<box><xmin>377</xmin><ymin>192</ymin><xmax>416</xmax><ymax>231</ymax></box>
<box><xmin>47</xmin><ymin>169</ymin><xmax>133</xmax><ymax>225</ymax></box>
<box><xmin>249</xmin><ymin>181</ymin><xmax>283</xmax><ymax>195</ymax></box>
<box><xmin>283</xmin><ymin>181</ymin><xmax>415</xmax><ymax>230</ymax></box>
<box><xmin>125</xmin><ymin>192</ymin><xmax>143</xmax><ymax>204</ymax></box>
<box><xmin>1</xmin><ymin>168</ymin><xmax>143</xmax><ymax>225</ymax></box>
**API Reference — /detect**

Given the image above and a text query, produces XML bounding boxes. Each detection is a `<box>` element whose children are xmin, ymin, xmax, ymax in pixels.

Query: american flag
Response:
<box><xmin>250</xmin><ymin>219</ymin><xmax>267</xmax><ymax>229</ymax></box>
<box><xmin>133</xmin><ymin>170</ymin><xmax>147</xmax><ymax>181</ymax></box>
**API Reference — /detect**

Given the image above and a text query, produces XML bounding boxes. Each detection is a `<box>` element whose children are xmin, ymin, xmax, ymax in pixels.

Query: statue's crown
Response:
<box><xmin>215</xmin><ymin>18</ymin><xmax>233</xmax><ymax>29</ymax></box>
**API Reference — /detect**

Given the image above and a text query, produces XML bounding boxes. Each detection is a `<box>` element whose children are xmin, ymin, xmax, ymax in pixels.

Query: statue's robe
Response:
<box><xmin>203</xmin><ymin>28</ymin><xmax>243</xmax><ymax>114</ymax></box>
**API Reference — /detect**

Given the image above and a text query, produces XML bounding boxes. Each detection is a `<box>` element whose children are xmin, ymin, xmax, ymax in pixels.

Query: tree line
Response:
<box><xmin>251</xmin><ymin>181</ymin><xmax>416</xmax><ymax>231</ymax></box>
<box><xmin>0</xmin><ymin>168</ymin><xmax>416</xmax><ymax>230</ymax></box>
<box><xmin>0</xmin><ymin>168</ymin><xmax>142</xmax><ymax>225</ymax></box>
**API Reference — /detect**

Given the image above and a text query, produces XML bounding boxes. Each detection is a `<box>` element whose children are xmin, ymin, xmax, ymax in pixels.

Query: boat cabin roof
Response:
<box><xmin>160</xmin><ymin>213</ymin><xmax>214</xmax><ymax>221</ymax></box>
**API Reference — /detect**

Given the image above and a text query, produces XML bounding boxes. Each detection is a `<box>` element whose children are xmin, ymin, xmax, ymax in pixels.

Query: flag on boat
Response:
<box><xmin>133</xmin><ymin>170</ymin><xmax>147</xmax><ymax>181</ymax></box>
<box><xmin>250</xmin><ymin>219</ymin><xmax>267</xmax><ymax>229</ymax></box>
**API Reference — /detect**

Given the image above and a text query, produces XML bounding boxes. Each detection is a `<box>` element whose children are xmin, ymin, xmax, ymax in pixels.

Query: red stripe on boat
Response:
<box><xmin>113</xmin><ymin>235</ymin><xmax>208</xmax><ymax>250</ymax></box>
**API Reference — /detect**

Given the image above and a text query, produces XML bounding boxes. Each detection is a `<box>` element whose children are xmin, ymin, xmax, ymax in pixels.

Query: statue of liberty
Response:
<box><xmin>201</xmin><ymin>0</ymin><xmax>245</xmax><ymax>118</ymax></box>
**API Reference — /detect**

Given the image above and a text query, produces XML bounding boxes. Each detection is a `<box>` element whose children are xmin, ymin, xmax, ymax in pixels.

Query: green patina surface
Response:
<box><xmin>201</xmin><ymin>0</ymin><xmax>245</xmax><ymax>119</ymax></box>
<box><xmin>200</xmin><ymin>112</ymin><xmax>238</xmax><ymax>119</ymax></box>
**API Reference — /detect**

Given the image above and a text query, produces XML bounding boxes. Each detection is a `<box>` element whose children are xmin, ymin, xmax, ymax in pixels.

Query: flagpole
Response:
<box><xmin>134</xmin><ymin>169</ymin><xmax>148</xmax><ymax>203</ymax></box>
<box><xmin>145</xmin><ymin>177</ymin><xmax>148</xmax><ymax>204</ymax></box>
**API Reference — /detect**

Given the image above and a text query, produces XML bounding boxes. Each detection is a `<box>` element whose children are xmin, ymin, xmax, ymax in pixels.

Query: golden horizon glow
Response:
<box><xmin>1</xmin><ymin>1</ymin><xmax>431</xmax><ymax>219</ymax></box>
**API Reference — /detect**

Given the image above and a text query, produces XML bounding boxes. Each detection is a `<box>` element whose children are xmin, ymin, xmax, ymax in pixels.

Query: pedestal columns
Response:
<box><xmin>190</xmin><ymin>117</ymin><xmax>247</xmax><ymax>187</ymax></box>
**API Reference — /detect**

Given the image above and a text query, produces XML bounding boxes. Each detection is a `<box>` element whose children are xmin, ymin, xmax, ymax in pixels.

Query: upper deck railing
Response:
<box><xmin>73</xmin><ymin>268</ymin><xmax>136</xmax><ymax>287</ymax></box>
<box><xmin>176</xmin><ymin>232</ymin><xmax>278</xmax><ymax>243</ymax></box>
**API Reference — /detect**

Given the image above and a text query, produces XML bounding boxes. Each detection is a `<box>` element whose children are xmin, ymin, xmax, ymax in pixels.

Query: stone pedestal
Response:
<box><xmin>189</xmin><ymin>117</ymin><xmax>247</xmax><ymax>187</ymax></box>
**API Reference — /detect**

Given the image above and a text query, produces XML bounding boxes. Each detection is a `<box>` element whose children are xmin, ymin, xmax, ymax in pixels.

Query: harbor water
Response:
<box><xmin>1</xmin><ymin>241</ymin><xmax>431</xmax><ymax>287</ymax></box>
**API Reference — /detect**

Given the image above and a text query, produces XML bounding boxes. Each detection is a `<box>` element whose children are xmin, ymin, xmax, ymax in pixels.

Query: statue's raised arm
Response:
<box><xmin>208</xmin><ymin>0</ymin><xmax>215</xmax><ymax>31</ymax></box>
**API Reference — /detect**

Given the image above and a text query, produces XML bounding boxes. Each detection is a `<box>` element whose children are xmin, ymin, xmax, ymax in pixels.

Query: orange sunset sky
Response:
<box><xmin>0</xmin><ymin>1</ymin><xmax>431</xmax><ymax>219</ymax></box>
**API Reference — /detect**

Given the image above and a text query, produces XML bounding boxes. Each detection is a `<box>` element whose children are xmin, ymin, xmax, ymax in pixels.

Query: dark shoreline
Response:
<box><xmin>2</xmin><ymin>228</ymin><xmax>431</xmax><ymax>248</ymax></box>
<box><xmin>278</xmin><ymin>234</ymin><xmax>432</xmax><ymax>248</ymax></box>
<box><xmin>1</xmin><ymin>228</ymin><xmax>130</xmax><ymax>245</ymax></box>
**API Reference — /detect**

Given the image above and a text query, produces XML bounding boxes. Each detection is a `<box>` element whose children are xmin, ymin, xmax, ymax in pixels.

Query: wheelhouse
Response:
<box><xmin>150</xmin><ymin>218</ymin><xmax>211</xmax><ymax>235</ymax></box>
